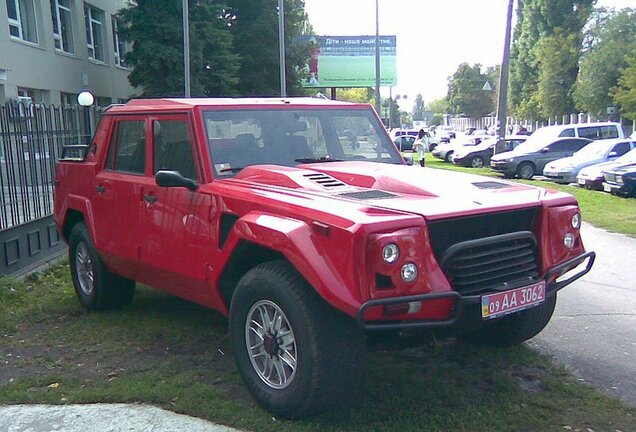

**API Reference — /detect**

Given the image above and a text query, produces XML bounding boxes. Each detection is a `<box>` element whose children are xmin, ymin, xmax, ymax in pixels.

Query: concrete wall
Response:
<box><xmin>0</xmin><ymin>0</ymin><xmax>136</xmax><ymax>105</ymax></box>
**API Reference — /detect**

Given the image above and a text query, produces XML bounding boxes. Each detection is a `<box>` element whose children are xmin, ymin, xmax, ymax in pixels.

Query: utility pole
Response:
<box><xmin>182</xmin><ymin>0</ymin><xmax>190</xmax><ymax>97</ymax></box>
<box><xmin>494</xmin><ymin>0</ymin><xmax>514</xmax><ymax>153</ymax></box>
<box><xmin>278</xmin><ymin>0</ymin><xmax>287</xmax><ymax>97</ymax></box>
<box><xmin>374</xmin><ymin>0</ymin><xmax>381</xmax><ymax>117</ymax></box>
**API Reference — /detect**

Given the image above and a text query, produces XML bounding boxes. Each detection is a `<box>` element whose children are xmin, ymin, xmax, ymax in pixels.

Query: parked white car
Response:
<box><xmin>576</xmin><ymin>147</ymin><xmax>636</xmax><ymax>190</ymax></box>
<box><xmin>543</xmin><ymin>138</ymin><xmax>636</xmax><ymax>184</ymax></box>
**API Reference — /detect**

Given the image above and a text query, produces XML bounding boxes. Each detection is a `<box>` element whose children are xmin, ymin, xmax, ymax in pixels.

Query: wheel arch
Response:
<box><xmin>517</xmin><ymin>160</ymin><xmax>536</xmax><ymax>178</ymax></box>
<box><xmin>60</xmin><ymin>196</ymin><xmax>96</xmax><ymax>244</ymax></box>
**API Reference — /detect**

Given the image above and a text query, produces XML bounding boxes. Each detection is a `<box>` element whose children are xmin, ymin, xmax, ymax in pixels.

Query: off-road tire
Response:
<box><xmin>459</xmin><ymin>293</ymin><xmax>557</xmax><ymax>347</ymax></box>
<box><xmin>69</xmin><ymin>222</ymin><xmax>135</xmax><ymax>311</ymax></box>
<box><xmin>517</xmin><ymin>162</ymin><xmax>536</xmax><ymax>180</ymax></box>
<box><xmin>229</xmin><ymin>260</ymin><xmax>365</xmax><ymax>419</ymax></box>
<box><xmin>471</xmin><ymin>156</ymin><xmax>485</xmax><ymax>168</ymax></box>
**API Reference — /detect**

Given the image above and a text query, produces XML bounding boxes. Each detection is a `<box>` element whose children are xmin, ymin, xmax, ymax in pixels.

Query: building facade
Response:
<box><xmin>0</xmin><ymin>0</ymin><xmax>136</xmax><ymax>106</ymax></box>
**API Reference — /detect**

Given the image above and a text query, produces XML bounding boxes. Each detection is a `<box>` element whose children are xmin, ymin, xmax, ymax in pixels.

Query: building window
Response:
<box><xmin>51</xmin><ymin>0</ymin><xmax>74</xmax><ymax>53</ymax></box>
<box><xmin>111</xmin><ymin>18</ymin><xmax>129</xmax><ymax>68</ymax></box>
<box><xmin>84</xmin><ymin>4</ymin><xmax>104</xmax><ymax>62</ymax></box>
<box><xmin>6</xmin><ymin>0</ymin><xmax>38</xmax><ymax>43</ymax></box>
<box><xmin>60</xmin><ymin>92</ymin><xmax>77</xmax><ymax>106</ymax></box>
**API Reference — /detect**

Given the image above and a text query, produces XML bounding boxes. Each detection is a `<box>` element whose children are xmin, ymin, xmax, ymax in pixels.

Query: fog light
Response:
<box><xmin>401</xmin><ymin>263</ymin><xmax>418</xmax><ymax>283</ymax></box>
<box><xmin>382</xmin><ymin>244</ymin><xmax>400</xmax><ymax>263</ymax></box>
<box><xmin>571</xmin><ymin>212</ymin><xmax>581</xmax><ymax>229</ymax></box>
<box><xmin>564</xmin><ymin>233</ymin><xmax>575</xmax><ymax>249</ymax></box>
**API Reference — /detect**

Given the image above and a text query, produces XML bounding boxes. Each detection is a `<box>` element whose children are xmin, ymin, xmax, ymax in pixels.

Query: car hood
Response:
<box><xmin>224</xmin><ymin>162</ymin><xmax>566</xmax><ymax>221</ymax></box>
<box><xmin>545</xmin><ymin>156</ymin><xmax>606</xmax><ymax>171</ymax></box>
<box><xmin>606</xmin><ymin>164</ymin><xmax>636</xmax><ymax>175</ymax></box>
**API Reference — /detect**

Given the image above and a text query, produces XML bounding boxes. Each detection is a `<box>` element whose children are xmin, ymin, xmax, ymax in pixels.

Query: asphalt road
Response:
<box><xmin>530</xmin><ymin>222</ymin><xmax>636</xmax><ymax>406</ymax></box>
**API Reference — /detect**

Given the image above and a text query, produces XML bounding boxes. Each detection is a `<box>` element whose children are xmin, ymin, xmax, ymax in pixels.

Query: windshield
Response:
<box><xmin>617</xmin><ymin>147</ymin><xmax>636</xmax><ymax>164</ymax></box>
<box><xmin>511</xmin><ymin>127</ymin><xmax>560</xmax><ymax>153</ymax></box>
<box><xmin>203</xmin><ymin>108</ymin><xmax>402</xmax><ymax>177</ymax></box>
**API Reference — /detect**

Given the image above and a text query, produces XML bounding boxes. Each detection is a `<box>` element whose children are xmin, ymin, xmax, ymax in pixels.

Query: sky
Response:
<box><xmin>303</xmin><ymin>0</ymin><xmax>635</xmax><ymax>110</ymax></box>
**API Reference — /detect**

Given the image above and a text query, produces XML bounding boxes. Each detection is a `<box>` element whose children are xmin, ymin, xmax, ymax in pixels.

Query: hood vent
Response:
<box><xmin>338</xmin><ymin>190</ymin><xmax>398</xmax><ymax>200</ymax></box>
<box><xmin>303</xmin><ymin>173</ymin><xmax>347</xmax><ymax>188</ymax></box>
<box><xmin>472</xmin><ymin>181</ymin><xmax>511</xmax><ymax>190</ymax></box>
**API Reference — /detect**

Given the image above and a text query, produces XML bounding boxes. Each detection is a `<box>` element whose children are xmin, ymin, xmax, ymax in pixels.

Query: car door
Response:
<box><xmin>137</xmin><ymin>114</ymin><xmax>214</xmax><ymax>304</ymax></box>
<box><xmin>91</xmin><ymin>116</ymin><xmax>152</xmax><ymax>279</ymax></box>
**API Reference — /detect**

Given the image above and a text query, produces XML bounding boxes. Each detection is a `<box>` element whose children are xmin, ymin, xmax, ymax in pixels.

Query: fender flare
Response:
<box><xmin>58</xmin><ymin>195</ymin><xmax>97</xmax><ymax>243</ymax></box>
<box><xmin>217</xmin><ymin>212</ymin><xmax>361</xmax><ymax>316</ymax></box>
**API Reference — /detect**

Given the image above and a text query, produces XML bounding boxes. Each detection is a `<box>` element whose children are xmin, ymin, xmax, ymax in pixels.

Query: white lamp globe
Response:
<box><xmin>77</xmin><ymin>91</ymin><xmax>95</xmax><ymax>107</ymax></box>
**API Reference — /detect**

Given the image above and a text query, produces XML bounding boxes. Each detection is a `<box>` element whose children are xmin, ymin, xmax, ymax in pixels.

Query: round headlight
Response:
<box><xmin>401</xmin><ymin>263</ymin><xmax>418</xmax><ymax>283</ymax></box>
<box><xmin>564</xmin><ymin>233</ymin><xmax>575</xmax><ymax>249</ymax></box>
<box><xmin>571</xmin><ymin>212</ymin><xmax>581</xmax><ymax>229</ymax></box>
<box><xmin>382</xmin><ymin>244</ymin><xmax>400</xmax><ymax>263</ymax></box>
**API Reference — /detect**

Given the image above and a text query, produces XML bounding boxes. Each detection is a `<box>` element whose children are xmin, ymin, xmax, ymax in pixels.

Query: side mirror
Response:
<box><xmin>540</xmin><ymin>147</ymin><xmax>550</xmax><ymax>153</ymax></box>
<box><xmin>608</xmin><ymin>151</ymin><xmax>618</xmax><ymax>158</ymax></box>
<box><xmin>155</xmin><ymin>170</ymin><xmax>198</xmax><ymax>191</ymax></box>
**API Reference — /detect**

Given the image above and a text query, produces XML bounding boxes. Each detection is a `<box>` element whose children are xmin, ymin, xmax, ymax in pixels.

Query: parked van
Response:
<box><xmin>531</xmin><ymin>122</ymin><xmax>625</xmax><ymax>141</ymax></box>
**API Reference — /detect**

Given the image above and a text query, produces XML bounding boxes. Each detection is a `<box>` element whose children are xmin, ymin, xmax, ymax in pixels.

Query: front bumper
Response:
<box><xmin>577</xmin><ymin>176</ymin><xmax>603</xmax><ymax>190</ymax></box>
<box><xmin>356</xmin><ymin>251</ymin><xmax>595</xmax><ymax>330</ymax></box>
<box><xmin>543</xmin><ymin>170</ymin><xmax>577</xmax><ymax>184</ymax></box>
<box><xmin>603</xmin><ymin>181</ymin><xmax>632</xmax><ymax>196</ymax></box>
<box><xmin>490</xmin><ymin>160</ymin><xmax>516</xmax><ymax>175</ymax></box>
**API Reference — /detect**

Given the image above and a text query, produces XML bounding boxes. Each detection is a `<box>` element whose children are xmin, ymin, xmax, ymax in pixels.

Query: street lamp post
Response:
<box><xmin>182</xmin><ymin>0</ymin><xmax>190</xmax><ymax>98</ymax></box>
<box><xmin>374</xmin><ymin>0</ymin><xmax>381</xmax><ymax>116</ymax></box>
<box><xmin>278</xmin><ymin>0</ymin><xmax>286</xmax><ymax>97</ymax></box>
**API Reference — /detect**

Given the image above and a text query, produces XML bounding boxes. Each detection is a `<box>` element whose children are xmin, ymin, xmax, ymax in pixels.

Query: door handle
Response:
<box><xmin>96</xmin><ymin>185</ymin><xmax>106</xmax><ymax>193</ymax></box>
<box><xmin>143</xmin><ymin>194</ymin><xmax>157</xmax><ymax>204</ymax></box>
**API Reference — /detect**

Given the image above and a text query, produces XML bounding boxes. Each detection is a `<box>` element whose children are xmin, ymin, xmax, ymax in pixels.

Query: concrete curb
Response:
<box><xmin>0</xmin><ymin>403</ymin><xmax>243</xmax><ymax>432</ymax></box>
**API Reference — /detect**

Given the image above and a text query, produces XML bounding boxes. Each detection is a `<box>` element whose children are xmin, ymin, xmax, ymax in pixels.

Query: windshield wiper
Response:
<box><xmin>294</xmin><ymin>157</ymin><xmax>343</xmax><ymax>163</ymax></box>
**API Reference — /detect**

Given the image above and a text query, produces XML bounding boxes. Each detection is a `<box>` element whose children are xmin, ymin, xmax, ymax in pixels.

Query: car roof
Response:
<box><xmin>106</xmin><ymin>97</ymin><xmax>369</xmax><ymax>114</ymax></box>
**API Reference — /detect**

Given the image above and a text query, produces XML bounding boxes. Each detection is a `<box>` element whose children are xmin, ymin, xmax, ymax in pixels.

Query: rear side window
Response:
<box><xmin>578</xmin><ymin>126</ymin><xmax>600</xmax><ymax>140</ymax></box>
<box><xmin>568</xmin><ymin>139</ymin><xmax>590</xmax><ymax>152</ymax></box>
<box><xmin>153</xmin><ymin>120</ymin><xmax>198</xmax><ymax>180</ymax></box>
<box><xmin>106</xmin><ymin>120</ymin><xmax>146</xmax><ymax>174</ymax></box>
<box><xmin>559</xmin><ymin>128</ymin><xmax>575</xmax><ymax>137</ymax></box>
<box><xmin>600</xmin><ymin>126</ymin><xmax>619</xmax><ymax>139</ymax></box>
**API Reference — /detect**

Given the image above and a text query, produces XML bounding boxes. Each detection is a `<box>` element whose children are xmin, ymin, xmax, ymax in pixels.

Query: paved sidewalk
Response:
<box><xmin>0</xmin><ymin>404</ymin><xmax>242</xmax><ymax>432</ymax></box>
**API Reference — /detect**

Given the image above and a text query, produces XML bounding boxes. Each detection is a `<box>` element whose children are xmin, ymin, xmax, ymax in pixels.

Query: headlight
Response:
<box><xmin>507</xmin><ymin>158</ymin><xmax>515</xmax><ymax>162</ymax></box>
<box><xmin>401</xmin><ymin>263</ymin><xmax>418</xmax><ymax>283</ymax></box>
<box><xmin>382</xmin><ymin>244</ymin><xmax>400</xmax><ymax>263</ymax></box>
<box><xmin>563</xmin><ymin>233</ymin><xmax>575</xmax><ymax>249</ymax></box>
<box><xmin>571</xmin><ymin>212</ymin><xmax>581</xmax><ymax>229</ymax></box>
<box><xmin>616</xmin><ymin>175</ymin><xmax>624</xmax><ymax>185</ymax></box>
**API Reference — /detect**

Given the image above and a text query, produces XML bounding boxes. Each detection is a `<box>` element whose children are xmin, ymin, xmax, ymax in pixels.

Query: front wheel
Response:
<box><xmin>471</xmin><ymin>156</ymin><xmax>484</xmax><ymax>168</ymax></box>
<box><xmin>229</xmin><ymin>261</ymin><xmax>365</xmax><ymax>418</ymax></box>
<box><xmin>517</xmin><ymin>162</ymin><xmax>536</xmax><ymax>180</ymax></box>
<box><xmin>459</xmin><ymin>293</ymin><xmax>557</xmax><ymax>347</ymax></box>
<box><xmin>444</xmin><ymin>151</ymin><xmax>454</xmax><ymax>163</ymax></box>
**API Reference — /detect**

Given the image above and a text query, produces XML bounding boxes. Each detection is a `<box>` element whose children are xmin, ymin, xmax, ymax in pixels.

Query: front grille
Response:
<box><xmin>427</xmin><ymin>208</ymin><xmax>540</xmax><ymax>296</ymax></box>
<box><xmin>439</xmin><ymin>232</ymin><xmax>539</xmax><ymax>295</ymax></box>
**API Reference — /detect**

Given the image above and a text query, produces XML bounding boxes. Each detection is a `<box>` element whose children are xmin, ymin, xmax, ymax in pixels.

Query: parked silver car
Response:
<box><xmin>577</xmin><ymin>147</ymin><xmax>636</xmax><ymax>190</ymax></box>
<box><xmin>543</xmin><ymin>139</ymin><xmax>636</xmax><ymax>184</ymax></box>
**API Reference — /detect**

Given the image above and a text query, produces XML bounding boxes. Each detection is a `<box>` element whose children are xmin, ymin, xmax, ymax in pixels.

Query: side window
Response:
<box><xmin>578</xmin><ymin>126</ymin><xmax>600</xmax><ymax>140</ymax></box>
<box><xmin>547</xmin><ymin>141</ymin><xmax>568</xmax><ymax>152</ymax></box>
<box><xmin>558</xmin><ymin>128</ymin><xmax>575</xmax><ymax>137</ymax></box>
<box><xmin>153</xmin><ymin>120</ymin><xmax>198</xmax><ymax>180</ymax></box>
<box><xmin>600</xmin><ymin>126</ymin><xmax>619</xmax><ymax>139</ymax></box>
<box><xmin>107</xmin><ymin>120</ymin><xmax>146</xmax><ymax>174</ymax></box>
<box><xmin>612</xmin><ymin>142</ymin><xmax>630</xmax><ymax>156</ymax></box>
<box><xmin>568</xmin><ymin>139</ymin><xmax>590</xmax><ymax>152</ymax></box>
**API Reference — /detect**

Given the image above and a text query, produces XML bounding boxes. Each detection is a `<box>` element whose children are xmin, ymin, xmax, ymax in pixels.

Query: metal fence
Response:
<box><xmin>0</xmin><ymin>102</ymin><xmax>101</xmax><ymax>275</ymax></box>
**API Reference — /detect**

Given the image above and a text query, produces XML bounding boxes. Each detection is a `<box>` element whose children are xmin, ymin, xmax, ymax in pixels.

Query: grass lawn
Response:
<box><xmin>425</xmin><ymin>154</ymin><xmax>636</xmax><ymax>237</ymax></box>
<box><xmin>1</xmin><ymin>264</ymin><xmax>636</xmax><ymax>431</ymax></box>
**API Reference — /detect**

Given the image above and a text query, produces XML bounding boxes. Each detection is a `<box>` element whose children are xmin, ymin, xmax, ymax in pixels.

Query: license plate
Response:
<box><xmin>578</xmin><ymin>178</ymin><xmax>586</xmax><ymax>185</ymax></box>
<box><xmin>481</xmin><ymin>281</ymin><xmax>545</xmax><ymax>319</ymax></box>
<box><xmin>603</xmin><ymin>183</ymin><xmax>612</xmax><ymax>193</ymax></box>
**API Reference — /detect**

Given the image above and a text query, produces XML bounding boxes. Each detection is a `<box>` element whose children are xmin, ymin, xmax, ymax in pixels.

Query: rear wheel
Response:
<box><xmin>69</xmin><ymin>222</ymin><xmax>135</xmax><ymax>311</ymax></box>
<box><xmin>459</xmin><ymin>293</ymin><xmax>557</xmax><ymax>347</ymax></box>
<box><xmin>517</xmin><ymin>162</ymin><xmax>536</xmax><ymax>179</ymax></box>
<box><xmin>471</xmin><ymin>156</ymin><xmax>484</xmax><ymax>168</ymax></box>
<box><xmin>229</xmin><ymin>261</ymin><xmax>365</xmax><ymax>418</ymax></box>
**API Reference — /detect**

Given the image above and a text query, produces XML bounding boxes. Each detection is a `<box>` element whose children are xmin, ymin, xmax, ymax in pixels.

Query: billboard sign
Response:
<box><xmin>297</xmin><ymin>35</ymin><xmax>397</xmax><ymax>88</ymax></box>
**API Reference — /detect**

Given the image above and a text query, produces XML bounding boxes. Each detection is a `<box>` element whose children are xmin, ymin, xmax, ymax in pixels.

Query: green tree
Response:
<box><xmin>509</xmin><ymin>0</ymin><xmax>595</xmax><ymax>119</ymax></box>
<box><xmin>118</xmin><ymin>0</ymin><xmax>240</xmax><ymax>97</ymax></box>
<box><xmin>426</xmin><ymin>97</ymin><xmax>449</xmax><ymax>114</ymax></box>
<box><xmin>612</xmin><ymin>56</ymin><xmax>636</xmax><ymax>120</ymax></box>
<box><xmin>337</xmin><ymin>88</ymin><xmax>375</xmax><ymax>104</ymax></box>
<box><xmin>229</xmin><ymin>0</ymin><xmax>312</xmax><ymax>96</ymax></box>
<box><xmin>537</xmin><ymin>30</ymin><xmax>580</xmax><ymax>117</ymax></box>
<box><xmin>447</xmin><ymin>63</ymin><xmax>494</xmax><ymax>118</ymax></box>
<box><xmin>412</xmin><ymin>94</ymin><xmax>425</xmax><ymax>121</ymax></box>
<box><xmin>574</xmin><ymin>8</ymin><xmax>636</xmax><ymax>117</ymax></box>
